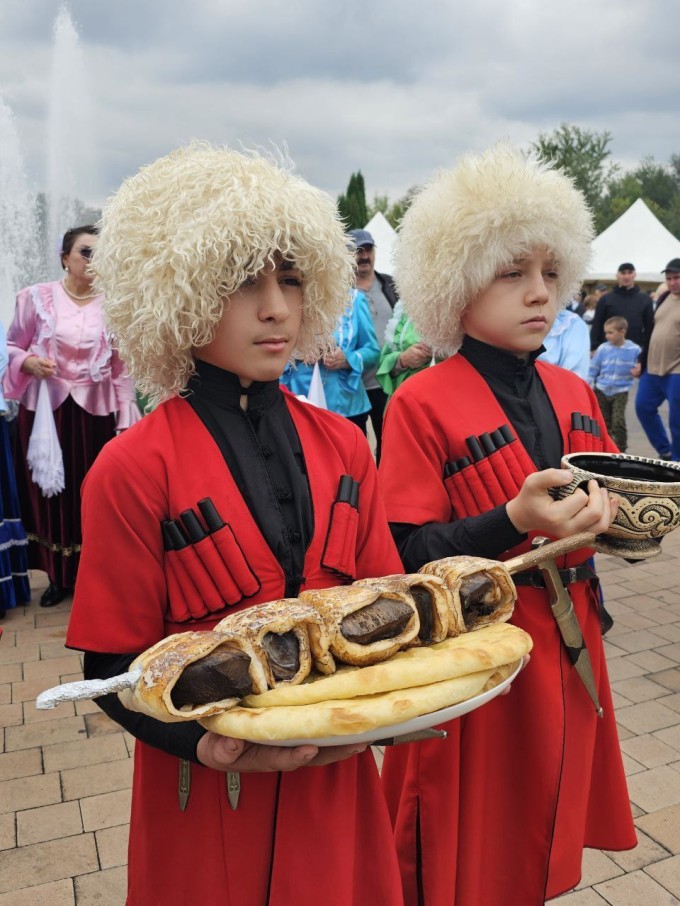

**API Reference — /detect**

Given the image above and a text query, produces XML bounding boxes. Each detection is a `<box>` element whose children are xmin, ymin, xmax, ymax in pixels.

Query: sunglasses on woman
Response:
<box><xmin>78</xmin><ymin>247</ymin><xmax>94</xmax><ymax>260</ymax></box>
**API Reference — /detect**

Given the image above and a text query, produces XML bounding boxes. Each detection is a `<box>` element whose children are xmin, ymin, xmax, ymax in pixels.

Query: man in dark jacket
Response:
<box><xmin>590</xmin><ymin>262</ymin><xmax>654</xmax><ymax>353</ymax></box>
<box><xmin>348</xmin><ymin>228</ymin><xmax>398</xmax><ymax>461</ymax></box>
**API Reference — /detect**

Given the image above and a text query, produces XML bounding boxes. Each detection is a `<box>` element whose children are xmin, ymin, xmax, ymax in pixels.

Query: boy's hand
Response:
<box><xmin>197</xmin><ymin>732</ymin><xmax>367</xmax><ymax>772</ymax></box>
<box><xmin>631</xmin><ymin>363</ymin><xmax>641</xmax><ymax>377</ymax></box>
<box><xmin>506</xmin><ymin>469</ymin><xmax>618</xmax><ymax>538</ymax></box>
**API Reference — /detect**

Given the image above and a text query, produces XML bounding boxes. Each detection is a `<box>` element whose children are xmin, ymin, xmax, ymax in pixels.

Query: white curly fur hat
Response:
<box><xmin>394</xmin><ymin>143</ymin><xmax>594</xmax><ymax>355</ymax></box>
<box><xmin>94</xmin><ymin>142</ymin><xmax>355</xmax><ymax>407</ymax></box>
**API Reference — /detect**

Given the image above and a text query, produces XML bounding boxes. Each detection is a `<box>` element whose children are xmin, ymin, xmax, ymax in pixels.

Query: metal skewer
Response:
<box><xmin>36</xmin><ymin>666</ymin><xmax>142</xmax><ymax>710</ymax></box>
<box><xmin>35</xmin><ymin>533</ymin><xmax>604</xmax><ymax>717</ymax></box>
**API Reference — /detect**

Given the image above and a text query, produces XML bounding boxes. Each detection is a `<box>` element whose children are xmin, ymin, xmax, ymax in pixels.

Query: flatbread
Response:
<box><xmin>241</xmin><ymin>622</ymin><xmax>531</xmax><ymax>708</ymax></box>
<box><xmin>300</xmin><ymin>584</ymin><xmax>419</xmax><ymax>667</ymax></box>
<box><xmin>353</xmin><ymin>573</ymin><xmax>450</xmax><ymax>643</ymax></box>
<box><xmin>419</xmin><ymin>556</ymin><xmax>517</xmax><ymax>632</ymax></box>
<box><xmin>201</xmin><ymin>660</ymin><xmax>520</xmax><ymax>740</ymax></box>
<box><xmin>118</xmin><ymin>630</ymin><xmax>267</xmax><ymax>721</ymax></box>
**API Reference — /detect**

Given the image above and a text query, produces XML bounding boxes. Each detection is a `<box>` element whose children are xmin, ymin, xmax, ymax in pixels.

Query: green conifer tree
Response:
<box><xmin>337</xmin><ymin>170</ymin><xmax>368</xmax><ymax>229</ymax></box>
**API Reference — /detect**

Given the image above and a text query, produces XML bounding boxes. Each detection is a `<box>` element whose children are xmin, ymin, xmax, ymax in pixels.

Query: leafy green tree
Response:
<box><xmin>599</xmin><ymin>157</ymin><xmax>680</xmax><ymax>238</ymax></box>
<box><xmin>531</xmin><ymin>124</ymin><xmax>618</xmax><ymax>222</ymax></box>
<box><xmin>337</xmin><ymin>171</ymin><xmax>368</xmax><ymax>230</ymax></box>
<box><xmin>666</xmin><ymin>195</ymin><xmax>680</xmax><ymax>241</ymax></box>
<box><xmin>634</xmin><ymin>158</ymin><xmax>678</xmax><ymax>209</ymax></box>
<box><xmin>530</xmin><ymin>123</ymin><xmax>680</xmax><ymax>237</ymax></box>
<box><xmin>367</xmin><ymin>186</ymin><xmax>418</xmax><ymax>229</ymax></box>
<box><xmin>367</xmin><ymin>192</ymin><xmax>390</xmax><ymax>220</ymax></box>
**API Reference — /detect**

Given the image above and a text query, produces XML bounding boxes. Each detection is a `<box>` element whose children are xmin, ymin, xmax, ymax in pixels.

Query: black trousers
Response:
<box><xmin>366</xmin><ymin>386</ymin><xmax>388</xmax><ymax>463</ymax></box>
<box><xmin>346</xmin><ymin>412</ymin><xmax>368</xmax><ymax>434</ymax></box>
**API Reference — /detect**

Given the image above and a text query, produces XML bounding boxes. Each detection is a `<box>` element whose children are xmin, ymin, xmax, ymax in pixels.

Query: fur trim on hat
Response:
<box><xmin>394</xmin><ymin>144</ymin><xmax>594</xmax><ymax>355</ymax></box>
<box><xmin>94</xmin><ymin>142</ymin><xmax>355</xmax><ymax>407</ymax></box>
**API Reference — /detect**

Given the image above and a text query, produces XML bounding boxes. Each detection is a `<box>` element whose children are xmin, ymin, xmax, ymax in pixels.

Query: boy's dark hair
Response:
<box><xmin>60</xmin><ymin>225</ymin><xmax>99</xmax><ymax>266</ymax></box>
<box><xmin>604</xmin><ymin>316</ymin><xmax>627</xmax><ymax>333</ymax></box>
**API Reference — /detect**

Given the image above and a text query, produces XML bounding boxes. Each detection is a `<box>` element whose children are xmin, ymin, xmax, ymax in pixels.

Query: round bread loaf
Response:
<box><xmin>201</xmin><ymin>660</ymin><xmax>521</xmax><ymax>740</ymax></box>
<box><xmin>241</xmin><ymin>622</ymin><xmax>530</xmax><ymax>708</ymax></box>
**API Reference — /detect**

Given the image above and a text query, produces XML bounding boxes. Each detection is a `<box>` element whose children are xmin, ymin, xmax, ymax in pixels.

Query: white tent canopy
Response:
<box><xmin>586</xmin><ymin>198</ymin><xmax>680</xmax><ymax>284</ymax></box>
<box><xmin>364</xmin><ymin>211</ymin><xmax>397</xmax><ymax>275</ymax></box>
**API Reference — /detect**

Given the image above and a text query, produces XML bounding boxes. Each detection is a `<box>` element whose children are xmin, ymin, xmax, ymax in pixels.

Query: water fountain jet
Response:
<box><xmin>0</xmin><ymin>99</ymin><xmax>39</xmax><ymax>327</ymax></box>
<box><xmin>46</xmin><ymin>6</ymin><xmax>96</xmax><ymax>280</ymax></box>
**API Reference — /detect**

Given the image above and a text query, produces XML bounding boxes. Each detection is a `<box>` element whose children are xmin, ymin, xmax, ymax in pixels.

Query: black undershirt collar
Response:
<box><xmin>185</xmin><ymin>358</ymin><xmax>313</xmax><ymax>598</ymax></box>
<box><xmin>459</xmin><ymin>334</ymin><xmax>561</xmax><ymax>469</ymax></box>
<box><xmin>187</xmin><ymin>358</ymin><xmax>280</xmax><ymax>411</ymax></box>
<box><xmin>459</xmin><ymin>335</ymin><xmax>544</xmax><ymax>389</ymax></box>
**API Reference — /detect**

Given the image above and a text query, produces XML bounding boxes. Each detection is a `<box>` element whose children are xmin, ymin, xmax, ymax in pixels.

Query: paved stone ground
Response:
<box><xmin>1</xmin><ymin>401</ymin><xmax>680</xmax><ymax>904</ymax></box>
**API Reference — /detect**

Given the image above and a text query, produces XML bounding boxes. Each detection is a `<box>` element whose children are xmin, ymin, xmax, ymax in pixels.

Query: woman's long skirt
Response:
<box><xmin>13</xmin><ymin>397</ymin><xmax>116</xmax><ymax>588</ymax></box>
<box><xmin>0</xmin><ymin>413</ymin><xmax>31</xmax><ymax>610</ymax></box>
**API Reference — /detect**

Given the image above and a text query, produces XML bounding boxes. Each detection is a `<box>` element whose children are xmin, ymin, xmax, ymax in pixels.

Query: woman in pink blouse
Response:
<box><xmin>3</xmin><ymin>225</ymin><xmax>141</xmax><ymax>607</ymax></box>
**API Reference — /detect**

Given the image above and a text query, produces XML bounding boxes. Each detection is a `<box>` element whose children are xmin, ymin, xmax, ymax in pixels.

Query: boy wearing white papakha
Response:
<box><xmin>66</xmin><ymin>143</ymin><xmax>405</xmax><ymax>906</ymax></box>
<box><xmin>379</xmin><ymin>144</ymin><xmax>636</xmax><ymax>906</ymax></box>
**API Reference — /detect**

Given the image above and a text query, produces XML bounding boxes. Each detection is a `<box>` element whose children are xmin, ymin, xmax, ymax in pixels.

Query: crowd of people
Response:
<box><xmin>540</xmin><ymin>259</ymin><xmax>680</xmax><ymax>458</ymax></box>
<box><xmin>3</xmin><ymin>140</ymin><xmax>680</xmax><ymax>904</ymax></box>
<box><xmin>280</xmin><ymin>238</ymin><xmax>677</xmax><ymax>471</ymax></box>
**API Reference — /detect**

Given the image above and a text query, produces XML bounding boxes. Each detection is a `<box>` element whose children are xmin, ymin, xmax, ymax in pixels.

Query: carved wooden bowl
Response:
<box><xmin>556</xmin><ymin>452</ymin><xmax>680</xmax><ymax>558</ymax></box>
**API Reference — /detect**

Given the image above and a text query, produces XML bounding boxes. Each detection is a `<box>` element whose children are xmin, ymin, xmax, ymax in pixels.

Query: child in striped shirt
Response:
<box><xmin>589</xmin><ymin>315</ymin><xmax>641</xmax><ymax>451</ymax></box>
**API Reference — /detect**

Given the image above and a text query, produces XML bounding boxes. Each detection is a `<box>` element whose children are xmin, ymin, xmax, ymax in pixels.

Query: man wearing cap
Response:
<box><xmin>590</xmin><ymin>262</ymin><xmax>654</xmax><ymax>352</ymax></box>
<box><xmin>635</xmin><ymin>259</ymin><xmax>680</xmax><ymax>460</ymax></box>
<box><xmin>348</xmin><ymin>228</ymin><xmax>399</xmax><ymax>461</ymax></box>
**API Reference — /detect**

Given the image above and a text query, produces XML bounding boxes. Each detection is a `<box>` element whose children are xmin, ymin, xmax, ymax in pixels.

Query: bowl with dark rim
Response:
<box><xmin>555</xmin><ymin>452</ymin><xmax>680</xmax><ymax>559</ymax></box>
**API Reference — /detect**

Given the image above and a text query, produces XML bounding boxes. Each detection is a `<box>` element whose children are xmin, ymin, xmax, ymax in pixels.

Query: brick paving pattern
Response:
<box><xmin>1</xmin><ymin>400</ymin><xmax>680</xmax><ymax>904</ymax></box>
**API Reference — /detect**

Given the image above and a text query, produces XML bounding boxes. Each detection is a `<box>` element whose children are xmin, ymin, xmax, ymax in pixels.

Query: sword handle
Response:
<box><xmin>504</xmin><ymin>532</ymin><xmax>597</xmax><ymax>574</ymax></box>
<box><xmin>374</xmin><ymin>728</ymin><xmax>448</xmax><ymax>746</ymax></box>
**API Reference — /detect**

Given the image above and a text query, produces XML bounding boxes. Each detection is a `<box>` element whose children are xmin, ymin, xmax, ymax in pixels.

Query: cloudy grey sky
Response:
<box><xmin>0</xmin><ymin>0</ymin><xmax>676</xmax><ymax>209</ymax></box>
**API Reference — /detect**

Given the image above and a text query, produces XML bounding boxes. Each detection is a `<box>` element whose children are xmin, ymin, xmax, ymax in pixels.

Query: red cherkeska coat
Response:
<box><xmin>67</xmin><ymin>391</ymin><xmax>405</xmax><ymax>906</ymax></box>
<box><xmin>379</xmin><ymin>355</ymin><xmax>636</xmax><ymax>906</ymax></box>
